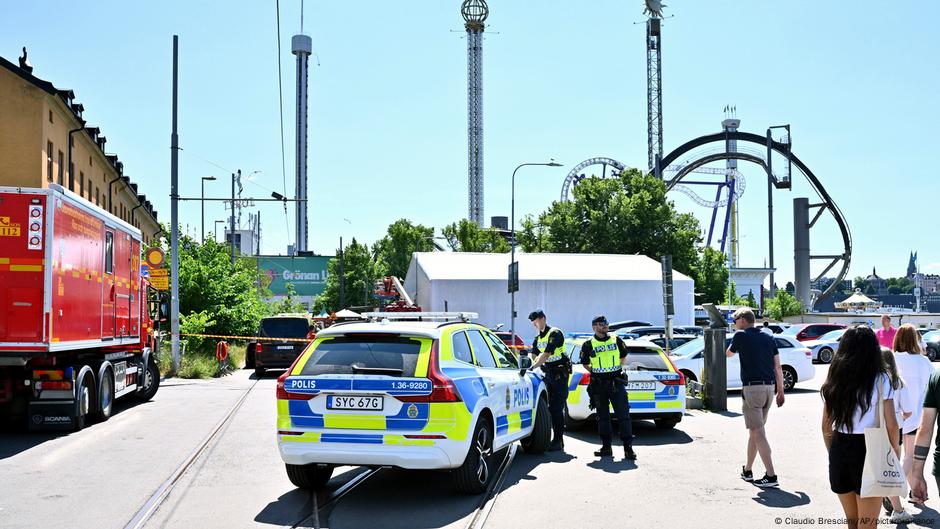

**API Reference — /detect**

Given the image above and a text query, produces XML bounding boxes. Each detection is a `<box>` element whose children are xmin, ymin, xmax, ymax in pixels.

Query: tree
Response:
<box><xmin>517</xmin><ymin>169</ymin><xmax>702</xmax><ymax>275</ymax></box>
<box><xmin>692</xmin><ymin>246</ymin><xmax>729</xmax><ymax>305</ymax></box>
<box><xmin>785</xmin><ymin>281</ymin><xmax>796</xmax><ymax>295</ymax></box>
<box><xmin>314</xmin><ymin>238</ymin><xmax>383</xmax><ymax>313</ymax></box>
<box><xmin>441</xmin><ymin>219</ymin><xmax>510</xmax><ymax>253</ymax></box>
<box><xmin>744</xmin><ymin>290</ymin><xmax>758</xmax><ymax>309</ymax></box>
<box><xmin>373</xmin><ymin>219</ymin><xmax>435</xmax><ymax>279</ymax></box>
<box><xmin>271</xmin><ymin>283</ymin><xmax>306</xmax><ymax>314</ymax></box>
<box><xmin>171</xmin><ymin>235</ymin><xmax>271</xmax><ymax>351</ymax></box>
<box><xmin>765</xmin><ymin>291</ymin><xmax>803</xmax><ymax>321</ymax></box>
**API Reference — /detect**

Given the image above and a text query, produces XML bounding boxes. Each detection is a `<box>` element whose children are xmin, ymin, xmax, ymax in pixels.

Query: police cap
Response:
<box><xmin>591</xmin><ymin>315</ymin><xmax>608</xmax><ymax>325</ymax></box>
<box><xmin>528</xmin><ymin>310</ymin><xmax>546</xmax><ymax>321</ymax></box>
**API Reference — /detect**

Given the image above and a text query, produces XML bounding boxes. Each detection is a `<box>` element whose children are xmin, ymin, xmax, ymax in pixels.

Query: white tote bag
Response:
<box><xmin>860</xmin><ymin>384</ymin><xmax>907</xmax><ymax>498</ymax></box>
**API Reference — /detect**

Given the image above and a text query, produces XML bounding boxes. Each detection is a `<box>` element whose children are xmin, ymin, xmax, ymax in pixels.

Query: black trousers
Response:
<box><xmin>543</xmin><ymin>367</ymin><xmax>569</xmax><ymax>442</ymax></box>
<box><xmin>592</xmin><ymin>378</ymin><xmax>633</xmax><ymax>447</ymax></box>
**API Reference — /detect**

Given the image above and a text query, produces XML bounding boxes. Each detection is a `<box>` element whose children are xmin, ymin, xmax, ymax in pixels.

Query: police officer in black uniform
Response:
<box><xmin>528</xmin><ymin>310</ymin><xmax>569</xmax><ymax>452</ymax></box>
<box><xmin>580</xmin><ymin>315</ymin><xmax>636</xmax><ymax>460</ymax></box>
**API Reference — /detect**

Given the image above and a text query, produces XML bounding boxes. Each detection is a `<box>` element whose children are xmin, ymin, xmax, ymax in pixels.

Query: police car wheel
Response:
<box><xmin>285</xmin><ymin>463</ymin><xmax>334</xmax><ymax>490</ymax></box>
<box><xmin>655</xmin><ymin>418</ymin><xmax>679</xmax><ymax>429</ymax></box>
<box><xmin>453</xmin><ymin>420</ymin><xmax>493</xmax><ymax>494</ymax></box>
<box><xmin>564</xmin><ymin>405</ymin><xmax>588</xmax><ymax>430</ymax></box>
<box><xmin>521</xmin><ymin>396</ymin><xmax>551</xmax><ymax>454</ymax></box>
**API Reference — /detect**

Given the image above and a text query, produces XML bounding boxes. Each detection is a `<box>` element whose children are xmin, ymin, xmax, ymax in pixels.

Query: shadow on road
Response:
<box><xmin>752</xmin><ymin>489</ymin><xmax>811</xmax><ymax>508</ymax></box>
<box><xmin>250</xmin><ymin>369</ymin><xmax>287</xmax><ymax>381</ymax></box>
<box><xmin>254</xmin><ymin>467</ymin><xmax>369</xmax><ymax>527</ymax></box>
<box><xmin>565</xmin><ymin>419</ymin><xmax>694</xmax><ymax>447</ymax></box>
<box><xmin>0</xmin><ymin>398</ymin><xmax>149</xmax><ymax>460</ymax></box>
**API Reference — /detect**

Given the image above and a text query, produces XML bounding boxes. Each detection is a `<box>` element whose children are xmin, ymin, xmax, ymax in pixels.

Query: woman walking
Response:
<box><xmin>881</xmin><ymin>348</ymin><xmax>913</xmax><ymax>523</ymax></box>
<box><xmin>822</xmin><ymin>326</ymin><xmax>901</xmax><ymax>529</ymax></box>
<box><xmin>892</xmin><ymin>325</ymin><xmax>935</xmax><ymax>502</ymax></box>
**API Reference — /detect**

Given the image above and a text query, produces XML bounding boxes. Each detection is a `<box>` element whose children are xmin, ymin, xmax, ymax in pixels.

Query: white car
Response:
<box><xmin>802</xmin><ymin>328</ymin><xmax>846</xmax><ymax>364</ymax></box>
<box><xmin>276</xmin><ymin>315</ymin><xmax>551</xmax><ymax>494</ymax></box>
<box><xmin>563</xmin><ymin>337</ymin><xmax>686</xmax><ymax>429</ymax></box>
<box><xmin>670</xmin><ymin>333</ymin><xmax>815</xmax><ymax>391</ymax></box>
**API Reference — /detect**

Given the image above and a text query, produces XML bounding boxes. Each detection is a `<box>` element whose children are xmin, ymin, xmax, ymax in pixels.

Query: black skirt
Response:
<box><xmin>829</xmin><ymin>432</ymin><xmax>866</xmax><ymax>495</ymax></box>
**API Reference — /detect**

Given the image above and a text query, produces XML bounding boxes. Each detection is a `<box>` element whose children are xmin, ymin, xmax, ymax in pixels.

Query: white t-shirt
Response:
<box><xmin>894</xmin><ymin>351</ymin><xmax>936</xmax><ymax>433</ymax></box>
<box><xmin>834</xmin><ymin>374</ymin><xmax>896</xmax><ymax>434</ymax></box>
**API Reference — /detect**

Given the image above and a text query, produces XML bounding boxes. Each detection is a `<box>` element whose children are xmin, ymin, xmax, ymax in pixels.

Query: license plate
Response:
<box><xmin>626</xmin><ymin>381</ymin><xmax>655</xmax><ymax>391</ymax></box>
<box><xmin>327</xmin><ymin>395</ymin><xmax>384</xmax><ymax>411</ymax></box>
<box><xmin>277</xmin><ymin>345</ymin><xmax>294</xmax><ymax>350</ymax></box>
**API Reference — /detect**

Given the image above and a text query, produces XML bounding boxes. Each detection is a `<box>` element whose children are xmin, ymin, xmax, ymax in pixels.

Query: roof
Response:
<box><xmin>408</xmin><ymin>252</ymin><xmax>693</xmax><ymax>282</ymax></box>
<box><xmin>318</xmin><ymin>320</ymin><xmax>483</xmax><ymax>339</ymax></box>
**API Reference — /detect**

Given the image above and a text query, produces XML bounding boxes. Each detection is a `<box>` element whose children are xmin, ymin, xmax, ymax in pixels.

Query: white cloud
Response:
<box><xmin>924</xmin><ymin>262</ymin><xmax>940</xmax><ymax>272</ymax></box>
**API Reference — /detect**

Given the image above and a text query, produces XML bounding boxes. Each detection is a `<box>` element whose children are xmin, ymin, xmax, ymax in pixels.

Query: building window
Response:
<box><xmin>57</xmin><ymin>151</ymin><xmax>64</xmax><ymax>185</ymax></box>
<box><xmin>46</xmin><ymin>141</ymin><xmax>53</xmax><ymax>181</ymax></box>
<box><xmin>79</xmin><ymin>172</ymin><xmax>84</xmax><ymax>196</ymax></box>
<box><xmin>89</xmin><ymin>156</ymin><xmax>93</xmax><ymax>167</ymax></box>
<box><xmin>68</xmin><ymin>163</ymin><xmax>74</xmax><ymax>190</ymax></box>
<box><xmin>95</xmin><ymin>188</ymin><xmax>99</xmax><ymax>206</ymax></box>
<box><xmin>48</xmin><ymin>110</ymin><xmax>53</xmax><ymax>123</ymax></box>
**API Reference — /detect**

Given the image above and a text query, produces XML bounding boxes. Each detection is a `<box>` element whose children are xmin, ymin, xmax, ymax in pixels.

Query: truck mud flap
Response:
<box><xmin>27</xmin><ymin>401</ymin><xmax>76</xmax><ymax>431</ymax></box>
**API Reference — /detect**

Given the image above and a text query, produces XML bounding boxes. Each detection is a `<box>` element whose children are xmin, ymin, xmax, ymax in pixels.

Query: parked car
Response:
<box><xmin>780</xmin><ymin>323</ymin><xmax>846</xmax><ymax>342</ymax></box>
<box><xmin>251</xmin><ymin>314</ymin><xmax>314</xmax><ymax>377</ymax></box>
<box><xmin>802</xmin><ymin>328</ymin><xmax>846</xmax><ymax>364</ymax></box>
<box><xmin>641</xmin><ymin>334</ymin><xmax>699</xmax><ymax>351</ymax></box>
<box><xmin>764</xmin><ymin>323</ymin><xmax>790</xmax><ymax>334</ymax></box>
<box><xmin>608</xmin><ymin>320</ymin><xmax>653</xmax><ymax>331</ymax></box>
<box><xmin>923</xmin><ymin>330</ymin><xmax>940</xmax><ymax>361</ymax></box>
<box><xmin>620</xmin><ymin>326</ymin><xmax>667</xmax><ymax>337</ymax></box>
<box><xmin>917</xmin><ymin>328</ymin><xmax>936</xmax><ymax>336</ymax></box>
<box><xmin>674</xmin><ymin>326</ymin><xmax>704</xmax><ymax>336</ymax></box>
<box><xmin>671</xmin><ymin>334</ymin><xmax>815</xmax><ymax>392</ymax></box>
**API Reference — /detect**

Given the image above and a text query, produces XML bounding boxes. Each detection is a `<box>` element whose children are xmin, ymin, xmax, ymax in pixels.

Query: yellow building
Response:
<box><xmin>0</xmin><ymin>53</ymin><xmax>160</xmax><ymax>243</ymax></box>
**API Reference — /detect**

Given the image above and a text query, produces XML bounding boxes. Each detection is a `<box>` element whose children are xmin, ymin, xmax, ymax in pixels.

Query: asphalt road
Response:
<box><xmin>2</xmin><ymin>366</ymin><xmax>939</xmax><ymax>529</ymax></box>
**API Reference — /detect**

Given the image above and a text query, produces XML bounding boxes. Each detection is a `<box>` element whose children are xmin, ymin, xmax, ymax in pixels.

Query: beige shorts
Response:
<box><xmin>742</xmin><ymin>385</ymin><xmax>774</xmax><ymax>429</ymax></box>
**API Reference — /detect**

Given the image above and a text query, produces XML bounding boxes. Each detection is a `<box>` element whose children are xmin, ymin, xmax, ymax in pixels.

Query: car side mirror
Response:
<box><xmin>517</xmin><ymin>355</ymin><xmax>532</xmax><ymax>373</ymax></box>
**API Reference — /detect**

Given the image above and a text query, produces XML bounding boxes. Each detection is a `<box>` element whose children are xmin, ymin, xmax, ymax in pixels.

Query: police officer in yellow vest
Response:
<box><xmin>528</xmin><ymin>310</ymin><xmax>569</xmax><ymax>452</ymax></box>
<box><xmin>580</xmin><ymin>315</ymin><xmax>636</xmax><ymax>460</ymax></box>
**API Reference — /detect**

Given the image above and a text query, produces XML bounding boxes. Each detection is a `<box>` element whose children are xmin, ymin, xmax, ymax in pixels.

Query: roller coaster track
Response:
<box><xmin>658</xmin><ymin>131</ymin><xmax>853</xmax><ymax>306</ymax></box>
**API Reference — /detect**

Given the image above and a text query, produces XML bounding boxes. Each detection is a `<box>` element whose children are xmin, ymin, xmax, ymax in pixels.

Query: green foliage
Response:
<box><xmin>271</xmin><ymin>283</ymin><xmax>307</xmax><ymax>314</ymax></box>
<box><xmin>886</xmin><ymin>277</ymin><xmax>915</xmax><ymax>295</ymax></box>
<box><xmin>315</xmin><ymin>238</ymin><xmax>383</xmax><ymax>313</ymax></box>
<box><xmin>744</xmin><ymin>290</ymin><xmax>758</xmax><ymax>309</ymax></box>
<box><xmin>177</xmin><ymin>353</ymin><xmax>218</xmax><ymax>379</ymax></box>
<box><xmin>373</xmin><ymin>219</ymin><xmax>436</xmax><ymax>278</ymax></box>
<box><xmin>442</xmin><ymin>219</ymin><xmax>510</xmax><ymax>253</ymax></box>
<box><xmin>692</xmin><ymin>247</ymin><xmax>729</xmax><ymax>305</ymax></box>
<box><xmin>765</xmin><ymin>291</ymin><xmax>803</xmax><ymax>321</ymax></box>
<box><xmin>174</xmin><ymin>235</ymin><xmax>271</xmax><ymax>339</ymax></box>
<box><xmin>517</xmin><ymin>169</ymin><xmax>702</xmax><ymax>275</ymax></box>
<box><xmin>180</xmin><ymin>310</ymin><xmax>215</xmax><ymax>355</ymax></box>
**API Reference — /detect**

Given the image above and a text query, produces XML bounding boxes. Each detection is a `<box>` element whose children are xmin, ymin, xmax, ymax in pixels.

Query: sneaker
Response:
<box><xmin>741</xmin><ymin>466</ymin><xmax>754</xmax><ymax>482</ymax></box>
<box><xmin>547</xmin><ymin>441</ymin><xmax>564</xmax><ymax>452</ymax></box>
<box><xmin>624</xmin><ymin>446</ymin><xmax>637</xmax><ymax>460</ymax></box>
<box><xmin>753</xmin><ymin>474</ymin><xmax>779</xmax><ymax>488</ymax></box>
<box><xmin>594</xmin><ymin>445</ymin><xmax>613</xmax><ymax>457</ymax></box>
<box><xmin>889</xmin><ymin>509</ymin><xmax>914</xmax><ymax>524</ymax></box>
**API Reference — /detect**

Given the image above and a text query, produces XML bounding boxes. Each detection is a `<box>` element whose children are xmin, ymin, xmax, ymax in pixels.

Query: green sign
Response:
<box><xmin>256</xmin><ymin>255</ymin><xmax>333</xmax><ymax>297</ymax></box>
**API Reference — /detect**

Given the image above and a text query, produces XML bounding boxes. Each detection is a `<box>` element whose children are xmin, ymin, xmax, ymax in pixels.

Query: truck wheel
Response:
<box><xmin>285</xmin><ymin>463</ymin><xmax>333</xmax><ymax>490</ymax></box>
<box><xmin>136</xmin><ymin>357</ymin><xmax>160</xmax><ymax>402</ymax></box>
<box><xmin>520</xmin><ymin>397</ymin><xmax>551</xmax><ymax>454</ymax></box>
<box><xmin>453</xmin><ymin>419</ymin><xmax>493</xmax><ymax>494</ymax></box>
<box><xmin>74</xmin><ymin>373</ymin><xmax>93</xmax><ymax>431</ymax></box>
<box><xmin>93</xmin><ymin>368</ymin><xmax>114</xmax><ymax>422</ymax></box>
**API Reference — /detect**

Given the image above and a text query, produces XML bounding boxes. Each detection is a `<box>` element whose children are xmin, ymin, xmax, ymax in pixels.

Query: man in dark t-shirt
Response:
<box><xmin>726</xmin><ymin>307</ymin><xmax>785</xmax><ymax>489</ymax></box>
<box><xmin>911</xmin><ymin>369</ymin><xmax>940</xmax><ymax>502</ymax></box>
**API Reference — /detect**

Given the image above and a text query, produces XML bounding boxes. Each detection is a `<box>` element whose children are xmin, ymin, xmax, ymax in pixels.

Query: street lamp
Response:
<box><xmin>214</xmin><ymin>220</ymin><xmax>226</xmax><ymax>241</ymax></box>
<box><xmin>510</xmin><ymin>160</ymin><xmax>562</xmax><ymax>349</ymax></box>
<box><xmin>201</xmin><ymin>176</ymin><xmax>216</xmax><ymax>243</ymax></box>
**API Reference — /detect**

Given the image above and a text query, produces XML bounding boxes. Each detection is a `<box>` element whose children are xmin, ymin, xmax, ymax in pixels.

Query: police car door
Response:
<box><xmin>466</xmin><ymin>329</ymin><xmax>524</xmax><ymax>447</ymax></box>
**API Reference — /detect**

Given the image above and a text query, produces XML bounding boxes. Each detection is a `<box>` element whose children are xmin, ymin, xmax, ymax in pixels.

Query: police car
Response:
<box><xmin>562</xmin><ymin>335</ymin><xmax>686</xmax><ymax>429</ymax></box>
<box><xmin>276</xmin><ymin>313</ymin><xmax>551</xmax><ymax>494</ymax></box>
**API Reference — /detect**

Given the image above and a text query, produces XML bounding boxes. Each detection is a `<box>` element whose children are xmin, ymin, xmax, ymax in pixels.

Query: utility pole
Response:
<box><xmin>170</xmin><ymin>35</ymin><xmax>181</xmax><ymax>372</ymax></box>
<box><xmin>338</xmin><ymin>237</ymin><xmax>345</xmax><ymax>309</ymax></box>
<box><xmin>230</xmin><ymin>170</ymin><xmax>238</xmax><ymax>265</ymax></box>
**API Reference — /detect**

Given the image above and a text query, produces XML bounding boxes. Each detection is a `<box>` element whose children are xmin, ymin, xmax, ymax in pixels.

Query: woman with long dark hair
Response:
<box><xmin>822</xmin><ymin>326</ymin><xmax>900</xmax><ymax>529</ymax></box>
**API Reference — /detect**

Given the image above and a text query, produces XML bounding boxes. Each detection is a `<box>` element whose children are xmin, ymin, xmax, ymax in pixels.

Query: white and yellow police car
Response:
<box><xmin>276</xmin><ymin>313</ymin><xmax>551</xmax><ymax>494</ymax></box>
<box><xmin>563</xmin><ymin>335</ymin><xmax>686</xmax><ymax>429</ymax></box>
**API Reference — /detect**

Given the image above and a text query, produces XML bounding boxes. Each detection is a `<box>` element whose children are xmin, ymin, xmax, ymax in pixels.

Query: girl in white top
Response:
<box><xmin>891</xmin><ymin>325</ymin><xmax>936</xmax><ymax>490</ymax></box>
<box><xmin>882</xmin><ymin>347</ymin><xmax>913</xmax><ymax>521</ymax></box>
<box><xmin>822</xmin><ymin>326</ymin><xmax>901</xmax><ymax>528</ymax></box>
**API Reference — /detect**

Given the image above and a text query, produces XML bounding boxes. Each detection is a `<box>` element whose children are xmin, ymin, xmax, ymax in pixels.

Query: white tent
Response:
<box><xmin>403</xmin><ymin>252</ymin><xmax>695</xmax><ymax>342</ymax></box>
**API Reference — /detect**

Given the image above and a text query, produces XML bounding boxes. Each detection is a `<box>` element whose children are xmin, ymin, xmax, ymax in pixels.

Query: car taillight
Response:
<box><xmin>276</xmin><ymin>354</ymin><xmax>314</xmax><ymax>401</ymax></box>
<box><xmin>255</xmin><ymin>342</ymin><xmax>263</xmax><ymax>353</ymax></box>
<box><xmin>661</xmin><ymin>356</ymin><xmax>685</xmax><ymax>386</ymax></box>
<box><xmin>578</xmin><ymin>372</ymin><xmax>591</xmax><ymax>385</ymax></box>
<box><xmin>428</xmin><ymin>340</ymin><xmax>460</xmax><ymax>402</ymax></box>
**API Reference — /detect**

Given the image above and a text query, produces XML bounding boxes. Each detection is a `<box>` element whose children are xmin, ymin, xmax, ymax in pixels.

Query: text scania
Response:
<box><xmin>282</xmin><ymin>270</ymin><xmax>328</xmax><ymax>282</ymax></box>
<box><xmin>512</xmin><ymin>387</ymin><xmax>531</xmax><ymax>407</ymax></box>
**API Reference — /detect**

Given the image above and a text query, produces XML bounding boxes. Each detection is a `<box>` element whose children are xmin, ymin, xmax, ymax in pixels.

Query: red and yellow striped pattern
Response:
<box><xmin>0</xmin><ymin>257</ymin><xmax>44</xmax><ymax>272</ymax></box>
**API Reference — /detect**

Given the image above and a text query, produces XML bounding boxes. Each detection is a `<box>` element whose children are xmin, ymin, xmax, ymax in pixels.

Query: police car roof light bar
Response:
<box><xmin>361</xmin><ymin>312</ymin><xmax>479</xmax><ymax>323</ymax></box>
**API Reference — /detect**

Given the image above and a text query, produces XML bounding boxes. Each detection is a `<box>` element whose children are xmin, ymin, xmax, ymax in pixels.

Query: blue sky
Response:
<box><xmin>4</xmin><ymin>1</ymin><xmax>938</xmax><ymax>284</ymax></box>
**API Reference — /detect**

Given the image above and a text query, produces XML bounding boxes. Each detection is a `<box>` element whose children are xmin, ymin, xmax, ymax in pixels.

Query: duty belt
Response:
<box><xmin>592</xmin><ymin>366</ymin><xmax>622</xmax><ymax>374</ymax></box>
<box><xmin>545</xmin><ymin>354</ymin><xmax>564</xmax><ymax>363</ymax></box>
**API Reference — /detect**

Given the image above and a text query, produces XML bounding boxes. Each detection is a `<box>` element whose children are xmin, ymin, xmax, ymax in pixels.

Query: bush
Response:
<box><xmin>180</xmin><ymin>310</ymin><xmax>215</xmax><ymax>355</ymax></box>
<box><xmin>177</xmin><ymin>353</ymin><xmax>218</xmax><ymax>379</ymax></box>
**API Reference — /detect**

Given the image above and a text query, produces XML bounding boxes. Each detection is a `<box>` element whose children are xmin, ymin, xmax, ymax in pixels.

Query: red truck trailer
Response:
<box><xmin>0</xmin><ymin>184</ymin><xmax>159</xmax><ymax>431</ymax></box>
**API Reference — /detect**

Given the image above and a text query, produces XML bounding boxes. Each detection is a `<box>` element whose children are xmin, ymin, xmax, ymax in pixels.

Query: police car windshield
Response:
<box><xmin>299</xmin><ymin>336</ymin><xmax>422</xmax><ymax>377</ymax></box>
<box><xmin>261</xmin><ymin>317</ymin><xmax>309</xmax><ymax>338</ymax></box>
<box><xmin>624</xmin><ymin>348</ymin><xmax>670</xmax><ymax>371</ymax></box>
